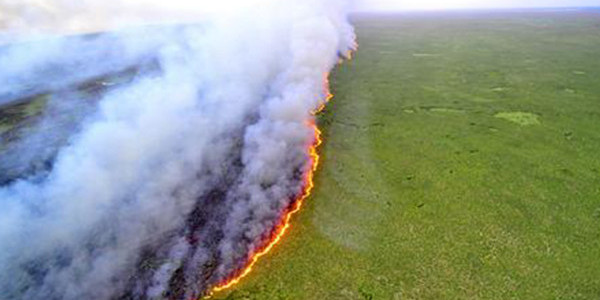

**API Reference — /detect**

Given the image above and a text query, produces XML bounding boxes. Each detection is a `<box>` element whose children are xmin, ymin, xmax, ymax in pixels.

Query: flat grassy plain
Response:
<box><xmin>214</xmin><ymin>9</ymin><xmax>600</xmax><ymax>299</ymax></box>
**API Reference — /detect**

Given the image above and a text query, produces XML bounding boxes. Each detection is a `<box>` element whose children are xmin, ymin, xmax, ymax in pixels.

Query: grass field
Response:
<box><xmin>214</xmin><ymin>9</ymin><xmax>600</xmax><ymax>299</ymax></box>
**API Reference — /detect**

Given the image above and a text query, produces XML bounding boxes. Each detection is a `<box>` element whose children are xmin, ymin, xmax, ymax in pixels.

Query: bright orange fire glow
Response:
<box><xmin>312</xmin><ymin>73</ymin><xmax>334</xmax><ymax>115</ymax></box>
<box><xmin>211</xmin><ymin>122</ymin><xmax>322</xmax><ymax>294</ymax></box>
<box><xmin>208</xmin><ymin>75</ymin><xmax>331</xmax><ymax>297</ymax></box>
<box><xmin>208</xmin><ymin>39</ymin><xmax>357</xmax><ymax>293</ymax></box>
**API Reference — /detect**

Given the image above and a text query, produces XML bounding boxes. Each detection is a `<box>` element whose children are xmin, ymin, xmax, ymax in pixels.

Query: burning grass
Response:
<box><xmin>213</xmin><ymin>9</ymin><xmax>600</xmax><ymax>299</ymax></box>
<box><xmin>210</xmin><ymin>122</ymin><xmax>323</xmax><ymax>295</ymax></box>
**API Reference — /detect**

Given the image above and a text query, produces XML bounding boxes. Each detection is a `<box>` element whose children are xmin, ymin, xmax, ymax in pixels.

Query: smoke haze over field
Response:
<box><xmin>0</xmin><ymin>0</ymin><xmax>355</xmax><ymax>299</ymax></box>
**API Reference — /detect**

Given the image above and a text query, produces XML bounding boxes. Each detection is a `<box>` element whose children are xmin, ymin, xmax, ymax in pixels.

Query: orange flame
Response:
<box><xmin>208</xmin><ymin>89</ymin><xmax>327</xmax><ymax>297</ymax></box>
<box><xmin>210</xmin><ymin>122</ymin><xmax>322</xmax><ymax>294</ymax></box>
<box><xmin>208</xmin><ymin>50</ymin><xmax>353</xmax><ymax>295</ymax></box>
<box><xmin>312</xmin><ymin>73</ymin><xmax>334</xmax><ymax>115</ymax></box>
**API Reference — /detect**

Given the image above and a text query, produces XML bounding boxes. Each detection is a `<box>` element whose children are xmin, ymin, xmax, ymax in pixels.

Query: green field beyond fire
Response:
<box><xmin>215</xmin><ymin>9</ymin><xmax>600</xmax><ymax>299</ymax></box>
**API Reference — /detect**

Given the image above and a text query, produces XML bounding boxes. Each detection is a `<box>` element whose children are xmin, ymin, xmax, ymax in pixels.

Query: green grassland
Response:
<box><xmin>214</xmin><ymin>10</ymin><xmax>600</xmax><ymax>299</ymax></box>
<box><xmin>0</xmin><ymin>95</ymin><xmax>48</xmax><ymax>142</ymax></box>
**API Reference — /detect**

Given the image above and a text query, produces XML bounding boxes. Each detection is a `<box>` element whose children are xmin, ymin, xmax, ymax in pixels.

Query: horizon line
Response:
<box><xmin>351</xmin><ymin>5</ymin><xmax>600</xmax><ymax>13</ymax></box>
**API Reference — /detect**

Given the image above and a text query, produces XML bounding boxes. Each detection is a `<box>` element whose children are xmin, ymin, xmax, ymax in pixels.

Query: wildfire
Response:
<box><xmin>312</xmin><ymin>73</ymin><xmax>334</xmax><ymax>115</ymax></box>
<box><xmin>207</xmin><ymin>30</ymin><xmax>359</xmax><ymax>292</ymax></box>
<box><xmin>211</xmin><ymin>123</ymin><xmax>321</xmax><ymax>294</ymax></box>
<box><xmin>208</xmin><ymin>75</ymin><xmax>330</xmax><ymax>297</ymax></box>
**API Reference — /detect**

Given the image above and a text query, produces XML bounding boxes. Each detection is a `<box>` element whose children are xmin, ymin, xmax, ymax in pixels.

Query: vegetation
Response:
<box><xmin>0</xmin><ymin>94</ymin><xmax>48</xmax><ymax>145</ymax></box>
<box><xmin>214</xmin><ymin>9</ymin><xmax>600</xmax><ymax>299</ymax></box>
<box><xmin>1</xmin><ymin>9</ymin><xmax>598</xmax><ymax>300</ymax></box>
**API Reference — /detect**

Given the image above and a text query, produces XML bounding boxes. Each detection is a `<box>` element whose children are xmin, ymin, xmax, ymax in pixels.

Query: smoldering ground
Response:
<box><xmin>0</xmin><ymin>0</ymin><xmax>355</xmax><ymax>299</ymax></box>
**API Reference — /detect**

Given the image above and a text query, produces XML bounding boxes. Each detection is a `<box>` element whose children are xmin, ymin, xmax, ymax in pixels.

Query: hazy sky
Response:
<box><xmin>354</xmin><ymin>0</ymin><xmax>600</xmax><ymax>11</ymax></box>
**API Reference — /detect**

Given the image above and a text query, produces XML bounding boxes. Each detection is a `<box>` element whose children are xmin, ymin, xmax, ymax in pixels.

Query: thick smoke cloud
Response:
<box><xmin>0</xmin><ymin>0</ymin><xmax>355</xmax><ymax>299</ymax></box>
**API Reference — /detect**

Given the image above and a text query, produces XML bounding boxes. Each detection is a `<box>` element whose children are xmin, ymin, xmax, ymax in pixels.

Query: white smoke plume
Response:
<box><xmin>0</xmin><ymin>0</ymin><xmax>355</xmax><ymax>299</ymax></box>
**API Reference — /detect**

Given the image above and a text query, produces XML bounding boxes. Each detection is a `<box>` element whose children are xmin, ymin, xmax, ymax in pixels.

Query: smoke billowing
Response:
<box><xmin>0</xmin><ymin>0</ymin><xmax>355</xmax><ymax>299</ymax></box>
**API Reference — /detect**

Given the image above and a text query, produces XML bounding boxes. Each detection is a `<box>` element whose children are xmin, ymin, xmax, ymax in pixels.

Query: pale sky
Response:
<box><xmin>354</xmin><ymin>0</ymin><xmax>600</xmax><ymax>11</ymax></box>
